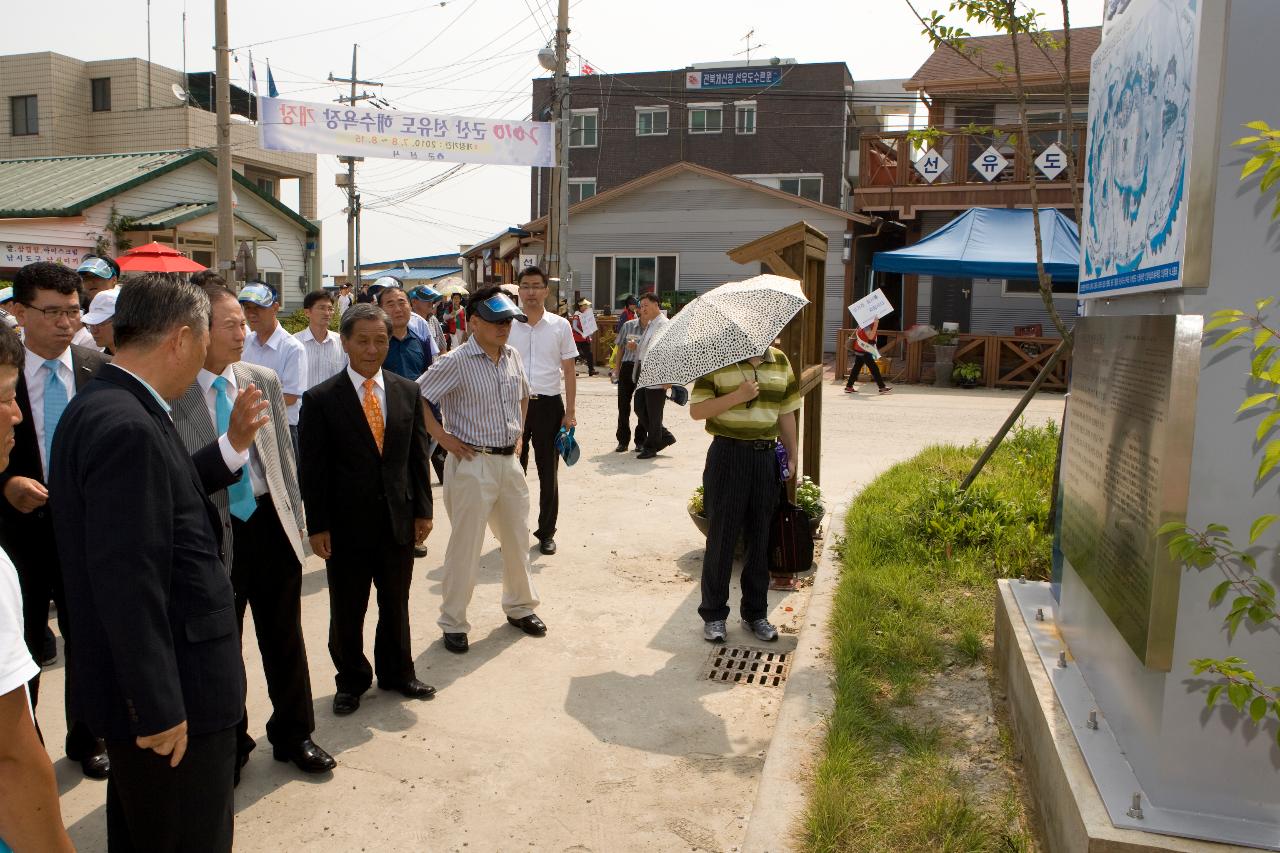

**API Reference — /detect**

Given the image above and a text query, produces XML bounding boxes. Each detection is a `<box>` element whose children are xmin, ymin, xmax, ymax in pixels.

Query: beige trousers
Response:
<box><xmin>437</xmin><ymin>451</ymin><xmax>541</xmax><ymax>634</ymax></box>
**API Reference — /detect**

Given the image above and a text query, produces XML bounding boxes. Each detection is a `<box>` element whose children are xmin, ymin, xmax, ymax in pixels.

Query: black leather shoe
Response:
<box><xmin>615</xmin><ymin>442</ymin><xmax>628</xmax><ymax>452</ymax></box>
<box><xmin>636</xmin><ymin>448</ymin><xmax>657</xmax><ymax>459</ymax></box>
<box><xmin>332</xmin><ymin>692</ymin><xmax>361</xmax><ymax>716</ymax></box>
<box><xmin>273</xmin><ymin>738</ymin><xmax>337</xmax><ymax>774</ymax></box>
<box><xmin>67</xmin><ymin>740</ymin><xmax>110</xmax><ymax>780</ymax></box>
<box><xmin>659</xmin><ymin>433</ymin><xmax>677</xmax><ymax>450</ymax></box>
<box><xmin>539</xmin><ymin>538</ymin><xmax>557</xmax><ymax>555</ymax></box>
<box><xmin>507</xmin><ymin>613</ymin><xmax>548</xmax><ymax>636</ymax></box>
<box><xmin>443</xmin><ymin>632</ymin><xmax>469</xmax><ymax>654</ymax></box>
<box><xmin>413</xmin><ymin>544</ymin><xmax>429</xmax><ymax>558</ymax></box>
<box><xmin>379</xmin><ymin>678</ymin><xmax>437</xmax><ymax>700</ymax></box>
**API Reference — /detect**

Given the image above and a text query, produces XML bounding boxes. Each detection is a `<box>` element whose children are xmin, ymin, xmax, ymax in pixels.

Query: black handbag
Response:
<box><xmin>768</xmin><ymin>490</ymin><xmax>815</xmax><ymax>575</ymax></box>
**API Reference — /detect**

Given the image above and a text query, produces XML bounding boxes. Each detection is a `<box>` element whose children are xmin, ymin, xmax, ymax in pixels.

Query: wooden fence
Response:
<box><xmin>835</xmin><ymin>329</ymin><xmax>1070</xmax><ymax>390</ymax></box>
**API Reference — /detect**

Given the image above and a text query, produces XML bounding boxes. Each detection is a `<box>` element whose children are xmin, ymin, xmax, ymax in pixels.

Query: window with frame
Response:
<box><xmin>1002</xmin><ymin>278</ymin><xmax>1078</xmax><ymax>297</ymax></box>
<box><xmin>256</xmin><ymin>176</ymin><xmax>276</xmax><ymax>197</ymax></box>
<box><xmin>779</xmin><ymin>176</ymin><xmax>822</xmax><ymax>202</ymax></box>
<box><xmin>10</xmin><ymin>95</ymin><xmax>37</xmax><ymax>136</ymax></box>
<box><xmin>91</xmin><ymin>78</ymin><xmax>111</xmax><ymax>112</ymax></box>
<box><xmin>592</xmin><ymin>254</ymin><xmax>678</xmax><ymax>309</ymax></box>
<box><xmin>568</xmin><ymin>178</ymin><xmax>596</xmax><ymax>204</ymax></box>
<box><xmin>688</xmin><ymin>104</ymin><xmax>722</xmax><ymax>134</ymax></box>
<box><xmin>735</xmin><ymin>102</ymin><xmax>756</xmax><ymax>135</ymax></box>
<box><xmin>570</xmin><ymin>110</ymin><xmax>598</xmax><ymax>148</ymax></box>
<box><xmin>635</xmin><ymin>107</ymin><xmax>668</xmax><ymax>136</ymax></box>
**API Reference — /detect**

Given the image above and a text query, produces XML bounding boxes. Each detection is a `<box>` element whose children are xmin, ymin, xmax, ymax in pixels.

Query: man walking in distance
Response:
<box><xmin>410</xmin><ymin>286</ymin><xmax>448</xmax><ymax>355</ymax></box>
<box><xmin>570</xmin><ymin>298</ymin><xmax>598</xmax><ymax>377</ymax></box>
<box><xmin>51</xmin><ymin>275</ymin><xmax>268</xmax><ymax>852</ymax></box>
<box><xmin>174</xmin><ymin>284</ymin><xmax>336</xmax><ymax>781</ymax></box>
<box><xmin>299</xmin><ymin>304</ymin><xmax>435</xmax><ymax>716</ymax></box>
<box><xmin>611</xmin><ymin>311</ymin><xmax>643</xmax><ymax>452</ymax></box>
<box><xmin>239</xmin><ymin>282</ymin><xmax>308</xmax><ymax>459</ymax></box>
<box><xmin>0</xmin><ymin>324</ymin><xmax>74</xmax><ymax>852</ymax></box>
<box><xmin>295</xmin><ymin>289</ymin><xmax>348</xmax><ymax>393</ymax></box>
<box><xmin>0</xmin><ymin>261</ymin><xmax>111</xmax><ymax>779</ymax></box>
<box><xmin>508</xmin><ymin>266</ymin><xmax>578</xmax><ymax>556</ymax></box>
<box><xmin>419</xmin><ymin>287</ymin><xmax>545</xmax><ymax>654</ymax></box>
<box><xmin>633</xmin><ymin>292</ymin><xmax>676</xmax><ymax>460</ymax></box>
<box><xmin>689</xmin><ymin>343</ymin><xmax>800</xmax><ymax>644</ymax></box>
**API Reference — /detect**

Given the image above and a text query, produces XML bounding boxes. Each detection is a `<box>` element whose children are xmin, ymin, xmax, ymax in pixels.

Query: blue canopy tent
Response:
<box><xmin>871</xmin><ymin>207</ymin><xmax>1080</xmax><ymax>282</ymax></box>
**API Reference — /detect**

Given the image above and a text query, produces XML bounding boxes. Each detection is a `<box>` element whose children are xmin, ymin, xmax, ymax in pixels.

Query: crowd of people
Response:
<box><xmin>0</xmin><ymin>258</ymin><xmax>801</xmax><ymax>852</ymax></box>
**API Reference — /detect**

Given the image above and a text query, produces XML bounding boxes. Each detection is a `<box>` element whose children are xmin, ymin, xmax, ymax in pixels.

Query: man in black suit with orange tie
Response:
<box><xmin>299</xmin><ymin>303</ymin><xmax>435</xmax><ymax>716</ymax></box>
<box><xmin>0</xmin><ymin>261</ymin><xmax>111</xmax><ymax>778</ymax></box>
<box><xmin>51</xmin><ymin>275</ymin><xmax>269</xmax><ymax>852</ymax></box>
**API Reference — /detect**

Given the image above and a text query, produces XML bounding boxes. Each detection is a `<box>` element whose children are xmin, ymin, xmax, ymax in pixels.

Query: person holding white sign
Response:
<box><xmin>845</xmin><ymin>319</ymin><xmax>891</xmax><ymax>395</ymax></box>
<box><xmin>570</xmin><ymin>299</ymin><xmax>598</xmax><ymax>377</ymax></box>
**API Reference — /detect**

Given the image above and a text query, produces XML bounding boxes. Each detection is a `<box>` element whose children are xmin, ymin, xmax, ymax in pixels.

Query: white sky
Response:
<box><xmin>1</xmin><ymin>0</ymin><xmax>1103</xmax><ymax>275</ymax></box>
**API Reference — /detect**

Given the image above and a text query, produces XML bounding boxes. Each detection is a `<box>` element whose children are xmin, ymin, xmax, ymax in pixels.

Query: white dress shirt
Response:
<box><xmin>197</xmin><ymin>367</ymin><xmax>263</xmax><ymax>494</ymax></box>
<box><xmin>23</xmin><ymin>346</ymin><xmax>74</xmax><ymax>478</ymax></box>
<box><xmin>507</xmin><ymin>311</ymin><xmax>577</xmax><ymax>396</ymax></box>
<box><xmin>636</xmin><ymin>312</ymin><xmax>671</xmax><ymax>388</ymax></box>
<box><xmin>294</xmin><ymin>326</ymin><xmax>348</xmax><ymax>390</ymax></box>
<box><xmin>243</xmin><ymin>323</ymin><xmax>308</xmax><ymax>427</ymax></box>
<box><xmin>71</xmin><ymin>326</ymin><xmax>98</xmax><ymax>350</ymax></box>
<box><xmin>348</xmin><ymin>365</ymin><xmax>386</xmax><ymax>423</ymax></box>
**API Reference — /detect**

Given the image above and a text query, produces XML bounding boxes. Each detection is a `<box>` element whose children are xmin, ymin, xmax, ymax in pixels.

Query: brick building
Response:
<box><xmin>530</xmin><ymin>60</ymin><xmax>857</xmax><ymax>217</ymax></box>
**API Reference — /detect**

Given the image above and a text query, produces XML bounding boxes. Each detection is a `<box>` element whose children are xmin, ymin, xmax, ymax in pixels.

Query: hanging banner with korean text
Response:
<box><xmin>257</xmin><ymin>97</ymin><xmax>556</xmax><ymax>167</ymax></box>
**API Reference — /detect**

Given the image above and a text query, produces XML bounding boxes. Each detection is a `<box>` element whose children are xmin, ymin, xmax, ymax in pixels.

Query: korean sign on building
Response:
<box><xmin>258</xmin><ymin>97</ymin><xmax>555</xmax><ymax>167</ymax></box>
<box><xmin>1</xmin><ymin>243</ymin><xmax>88</xmax><ymax>268</ymax></box>
<box><xmin>684</xmin><ymin>68</ymin><xmax>782</xmax><ymax>89</ymax></box>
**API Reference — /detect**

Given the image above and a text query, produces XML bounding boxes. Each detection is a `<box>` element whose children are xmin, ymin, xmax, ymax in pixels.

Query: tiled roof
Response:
<box><xmin>906</xmin><ymin>26</ymin><xmax>1102</xmax><ymax>91</ymax></box>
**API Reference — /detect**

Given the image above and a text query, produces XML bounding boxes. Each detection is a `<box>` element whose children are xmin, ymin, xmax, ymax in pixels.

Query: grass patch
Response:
<box><xmin>804</xmin><ymin>421</ymin><xmax>1058</xmax><ymax>853</ymax></box>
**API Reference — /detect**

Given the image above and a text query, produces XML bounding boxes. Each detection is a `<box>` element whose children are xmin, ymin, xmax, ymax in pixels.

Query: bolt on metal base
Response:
<box><xmin>1087</xmin><ymin>709</ymin><xmax>1099</xmax><ymax>730</ymax></box>
<box><xmin>1127</xmin><ymin>792</ymin><xmax>1145</xmax><ymax>820</ymax></box>
<box><xmin>1035</xmin><ymin>607</ymin><xmax>1045</xmax><ymax>621</ymax></box>
<box><xmin>1057</xmin><ymin>650</ymin><xmax>1068</xmax><ymax>668</ymax></box>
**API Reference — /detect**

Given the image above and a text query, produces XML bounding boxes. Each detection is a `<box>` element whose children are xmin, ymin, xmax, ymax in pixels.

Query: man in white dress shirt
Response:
<box><xmin>238</xmin><ymin>282</ymin><xmax>308</xmax><ymax>460</ymax></box>
<box><xmin>507</xmin><ymin>266</ymin><xmax>578</xmax><ymax>556</ymax></box>
<box><xmin>294</xmin><ymin>290</ymin><xmax>348</xmax><ymax>393</ymax></box>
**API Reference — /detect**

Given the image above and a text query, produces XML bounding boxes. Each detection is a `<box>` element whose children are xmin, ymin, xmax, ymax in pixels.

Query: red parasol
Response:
<box><xmin>115</xmin><ymin>242</ymin><xmax>208</xmax><ymax>273</ymax></box>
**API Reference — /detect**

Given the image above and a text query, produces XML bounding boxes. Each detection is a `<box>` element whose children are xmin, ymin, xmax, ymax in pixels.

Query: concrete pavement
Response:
<box><xmin>42</xmin><ymin>376</ymin><xmax>1065</xmax><ymax>852</ymax></box>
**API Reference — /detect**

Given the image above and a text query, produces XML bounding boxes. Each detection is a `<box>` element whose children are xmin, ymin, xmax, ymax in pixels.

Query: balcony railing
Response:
<box><xmin>836</xmin><ymin>328</ymin><xmax>1071</xmax><ymax>390</ymax></box>
<box><xmin>858</xmin><ymin>122</ymin><xmax>1086</xmax><ymax>189</ymax></box>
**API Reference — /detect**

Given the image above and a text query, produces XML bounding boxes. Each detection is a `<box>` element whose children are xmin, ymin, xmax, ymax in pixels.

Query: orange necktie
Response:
<box><xmin>362</xmin><ymin>378</ymin><xmax>385</xmax><ymax>453</ymax></box>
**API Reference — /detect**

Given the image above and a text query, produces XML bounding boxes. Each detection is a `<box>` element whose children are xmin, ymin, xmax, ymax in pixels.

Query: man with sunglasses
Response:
<box><xmin>418</xmin><ymin>286</ymin><xmax>545</xmax><ymax>655</ymax></box>
<box><xmin>0</xmin><ymin>262</ymin><xmax>112</xmax><ymax>778</ymax></box>
<box><xmin>689</xmin><ymin>343</ymin><xmax>800</xmax><ymax>644</ymax></box>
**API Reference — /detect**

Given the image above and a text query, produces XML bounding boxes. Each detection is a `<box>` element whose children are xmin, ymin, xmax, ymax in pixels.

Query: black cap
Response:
<box><xmin>473</xmin><ymin>292</ymin><xmax>528</xmax><ymax>323</ymax></box>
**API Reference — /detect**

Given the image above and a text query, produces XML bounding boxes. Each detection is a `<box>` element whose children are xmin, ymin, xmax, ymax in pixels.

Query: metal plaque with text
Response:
<box><xmin>1061</xmin><ymin>314</ymin><xmax>1202</xmax><ymax>671</ymax></box>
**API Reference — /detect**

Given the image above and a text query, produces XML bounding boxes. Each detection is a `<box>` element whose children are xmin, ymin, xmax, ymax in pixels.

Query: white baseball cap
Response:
<box><xmin>83</xmin><ymin>287</ymin><xmax>120</xmax><ymax>325</ymax></box>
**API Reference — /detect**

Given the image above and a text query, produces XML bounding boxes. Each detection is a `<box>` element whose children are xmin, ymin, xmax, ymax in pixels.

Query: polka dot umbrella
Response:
<box><xmin>636</xmin><ymin>274</ymin><xmax>809</xmax><ymax>388</ymax></box>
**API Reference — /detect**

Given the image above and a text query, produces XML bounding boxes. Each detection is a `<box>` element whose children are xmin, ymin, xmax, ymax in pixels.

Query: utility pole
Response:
<box><xmin>546</xmin><ymin>0</ymin><xmax>571</xmax><ymax>309</ymax></box>
<box><xmin>214</xmin><ymin>0</ymin><xmax>236</xmax><ymax>286</ymax></box>
<box><xmin>329</xmin><ymin>47</ymin><xmax>381</xmax><ymax>293</ymax></box>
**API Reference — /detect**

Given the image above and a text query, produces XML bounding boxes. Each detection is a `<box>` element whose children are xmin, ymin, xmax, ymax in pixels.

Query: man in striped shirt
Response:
<box><xmin>294</xmin><ymin>290</ymin><xmax>348</xmax><ymax>393</ymax></box>
<box><xmin>689</xmin><ymin>345</ymin><xmax>800</xmax><ymax>644</ymax></box>
<box><xmin>418</xmin><ymin>286</ymin><xmax>545</xmax><ymax>655</ymax></box>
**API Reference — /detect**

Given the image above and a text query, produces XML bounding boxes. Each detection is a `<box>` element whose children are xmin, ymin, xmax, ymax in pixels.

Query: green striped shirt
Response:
<box><xmin>691</xmin><ymin>347</ymin><xmax>800</xmax><ymax>440</ymax></box>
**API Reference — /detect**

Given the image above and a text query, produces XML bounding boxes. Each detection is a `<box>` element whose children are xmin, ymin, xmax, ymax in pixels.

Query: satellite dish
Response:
<box><xmin>172</xmin><ymin>83</ymin><xmax>189</xmax><ymax>103</ymax></box>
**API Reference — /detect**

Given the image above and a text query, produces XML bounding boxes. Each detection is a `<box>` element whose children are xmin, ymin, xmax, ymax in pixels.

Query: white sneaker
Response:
<box><xmin>703</xmin><ymin>620</ymin><xmax>727</xmax><ymax>643</ymax></box>
<box><xmin>743</xmin><ymin>618</ymin><xmax>779</xmax><ymax>642</ymax></box>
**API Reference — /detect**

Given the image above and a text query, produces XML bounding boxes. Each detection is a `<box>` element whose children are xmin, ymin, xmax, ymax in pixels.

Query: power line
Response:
<box><xmin>371</xmin><ymin>0</ymin><xmax>484</xmax><ymax>78</ymax></box>
<box><xmin>230</xmin><ymin>3</ymin><xmax>452</xmax><ymax>51</ymax></box>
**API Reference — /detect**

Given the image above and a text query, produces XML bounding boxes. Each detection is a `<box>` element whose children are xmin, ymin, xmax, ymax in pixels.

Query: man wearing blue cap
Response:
<box><xmin>418</xmin><ymin>285</ymin><xmax>545</xmax><ymax>654</ymax></box>
<box><xmin>239</xmin><ymin>282</ymin><xmax>308</xmax><ymax>460</ymax></box>
<box><xmin>409</xmin><ymin>286</ymin><xmax>447</xmax><ymax>355</ymax></box>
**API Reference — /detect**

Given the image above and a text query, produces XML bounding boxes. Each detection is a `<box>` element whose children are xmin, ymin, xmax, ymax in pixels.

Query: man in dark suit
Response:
<box><xmin>174</xmin><ymin>283</ymin><xmax>336</xmax><ymax>781</ymax></box>
<box><xmin>299</xmin><ymin>303</ymin><xmax>435</xmax><ymax>716</ymax></box>
<box><xmin>0</xmin><ymin>261</ymin><xmax>111</xmax><ymax>778</ymax></box>
<box><xmin>50</xmin><ymin>275</ymin><xmax>268</xmax><ymax>852</ymax></box>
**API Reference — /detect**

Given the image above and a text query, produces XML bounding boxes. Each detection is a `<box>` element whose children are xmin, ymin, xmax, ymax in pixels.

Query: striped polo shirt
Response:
<box><xmin>690</xmin><ymin>347</ymin><xmax>801</xmax><ymax>440</ymax></box>
<box><xmin>417</xmin><ymin>337</ymin><xmax>529</xmax><ymax>447</ymax></box>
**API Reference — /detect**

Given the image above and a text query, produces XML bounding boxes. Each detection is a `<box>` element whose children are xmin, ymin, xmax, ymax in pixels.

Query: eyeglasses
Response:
<box><xmin>518</xmin><ymin>283</ymin><xmax>547</xmax><ymax>291</ymax></box>
<box><xmin>24</xmin><ymin>304</ymin><xmax>82</xmax><ymax>321</ymax></box>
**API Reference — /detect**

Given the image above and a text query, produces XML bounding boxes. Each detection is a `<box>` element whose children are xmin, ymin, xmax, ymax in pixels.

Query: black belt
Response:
<box><xmin>528</xmin><ymin>393</ymin><xmax>562</xmax><ymax>401</ymax></box>
<box><xmin>468</xmin><ymin>444</ymin><xmax>516</xmax><ymax>455</ymax></box>
<box><xmin>713</xmin><ymin>435</ymin><xmax>778</xmax><ymax>451</ymax></box>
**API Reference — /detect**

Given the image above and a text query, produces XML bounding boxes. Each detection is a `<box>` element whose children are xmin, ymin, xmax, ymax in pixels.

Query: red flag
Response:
<box><xmin>581</xmin><ymin>61</ymin><xmax>595</xmax><ymax>75</ymax></box>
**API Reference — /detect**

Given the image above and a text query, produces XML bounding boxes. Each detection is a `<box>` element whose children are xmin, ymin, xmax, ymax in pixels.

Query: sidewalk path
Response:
<box><xmin>44</xmin><ymin>378</ymin><xmax>1065</xmax><ymax>852</ymax></box>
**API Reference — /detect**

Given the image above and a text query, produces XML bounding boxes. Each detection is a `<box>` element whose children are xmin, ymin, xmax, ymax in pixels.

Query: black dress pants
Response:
<box><xmin>326</xmin><ymin>528</ymin><xmax>416</xmax><ymax>695</ymax></box>
<box><xmin>230</xmin><ymin>494</ymin><xmax>315</xmax><ymax>748</ymax></box>
<box><xmin>105</xmin><ymin>726</ymin><xmax>236</xmax><ymax>853</ymax></box>
<box><xmin>616</xmin><ymin>363</ymin><xmax>640</xmax><ymax>446</ymax></box>
<box><xmin>699</xmin><ymin>437</ymin><xmax>779</xmax><ymax>624</ymax></box>
<box><xmin>634</xmin><ymin>386</ymin><xmax>671</xmax><ymax>453</ymax></box>
<box><xmin>519</xmin><ymin>394</ymin><xmax>564</xmax><ymax>541</ymax></box>
<box><xmin>575</xmin><ymin>341</ymin><xmax>597</xmax><ymax>375</ymax></box>
<box><xmin>846</xmin><ymin>351</ymin><xmax>887</xmax><ymax>390</ymax></box>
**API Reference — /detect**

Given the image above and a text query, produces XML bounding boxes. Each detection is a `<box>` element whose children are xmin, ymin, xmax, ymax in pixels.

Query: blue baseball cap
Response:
<box><xmin>237</xmin><ymin>282</ymin><xmax>278</xmax><ymax>307</ymax></box>
<box><xmin>409</xmin><ymin>285</ymin><xmax>443</xmax><ymax>303</ymax></box>
<box><xmin>0</xmin><ymin>287</ymin><xmax>12</xmax><ymax>304</ymax></box>
<box><xmin>77</xmin><ymin>256</ymin><xmax>117</xmax><ymax>280</ymax></box>
<box><xmin>472</xmin><ymin>292</ymin><xmax>527</xmax><ymax>324</ymax></box>
<box><xmin>554</xmin><ymin>427</ymin><xmax>580</xmax><ymax>466</ymax></box>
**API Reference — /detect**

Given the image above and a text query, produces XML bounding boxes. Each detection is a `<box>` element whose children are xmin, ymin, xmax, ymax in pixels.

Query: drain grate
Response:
<box><xmin>702</xmin><ymin>645</ymin><xmax>792</xmax><ymax>687</ymax></box>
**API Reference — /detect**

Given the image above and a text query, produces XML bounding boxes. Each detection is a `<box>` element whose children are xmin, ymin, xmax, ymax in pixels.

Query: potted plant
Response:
<box><xmin>689</xmin><ymin>485</ymin><xmax>710</xmax><ymax>536</ymax></box>
<box><xmin>795</xmin><ymin>476</ymin><xmax>825</xmax><ymax>538</ymax></box>
<box><xmin>931</xmin><ymin>329</ymin><xmax>959</xmax><ymax>387</ymax></box>
<box><xmin>953</xmin><ymin>361</ymin><xmax>982</xmax><ymax>388</ymax></box>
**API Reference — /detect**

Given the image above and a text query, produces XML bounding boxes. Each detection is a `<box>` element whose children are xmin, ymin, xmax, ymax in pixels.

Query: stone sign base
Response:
<box><xmin>994</xmin><ymin>580</ymin><xmax>1261</xmax><ymax>853</ymax></box>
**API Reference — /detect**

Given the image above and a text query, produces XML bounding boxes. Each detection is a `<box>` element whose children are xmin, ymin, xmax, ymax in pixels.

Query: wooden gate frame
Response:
<box><xmin>727</xmin><ymin>222</ymin><xmax>827</xmax><ymax>488</ymax></box>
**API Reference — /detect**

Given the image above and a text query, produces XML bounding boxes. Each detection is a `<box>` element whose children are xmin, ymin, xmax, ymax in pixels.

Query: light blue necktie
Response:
<box><xmin>213</xmin><ymin>376</ymin><xmax>257</xmax><ymax>521</ymax></box>
<box><xmin>42</xmin><ymin>360</ymin><xmax>67</xmax><ymax>476</ymax></box>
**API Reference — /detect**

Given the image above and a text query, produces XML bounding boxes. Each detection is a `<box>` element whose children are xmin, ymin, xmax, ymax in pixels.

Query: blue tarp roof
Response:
<box><xmin>362</xmin><ymin>267</ymin><xmax>460</xmax><ymax>282</ymax></box>
<box><xmin>872</xmin><ymin>208</ymin><xmax>1080</xmax><ymax>282</ymax></box>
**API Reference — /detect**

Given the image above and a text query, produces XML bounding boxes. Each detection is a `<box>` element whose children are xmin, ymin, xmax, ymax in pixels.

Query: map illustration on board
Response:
<box><xmin>1079</xmin><ymin>0</ymin><xmax>1199</xmax><ymax>297</ymax></box>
